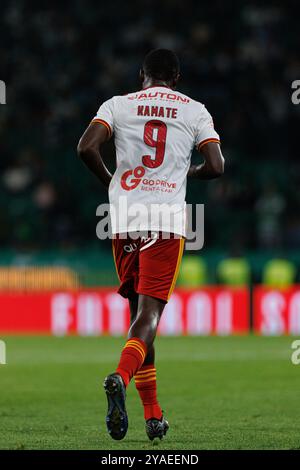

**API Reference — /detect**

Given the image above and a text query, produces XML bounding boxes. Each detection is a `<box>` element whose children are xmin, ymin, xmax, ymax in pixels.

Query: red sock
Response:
<box><xmin>116</xmin><ymin>338</ymin><xmax>147</xmax><ymax>387</ymax></box>
<box><xmin>134</xmin><ymin>364</ymin><xmax>162</xmax><ymax>420</ymax></box>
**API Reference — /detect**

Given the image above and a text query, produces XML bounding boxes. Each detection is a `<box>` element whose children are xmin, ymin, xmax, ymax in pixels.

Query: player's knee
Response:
<box><xmin>137</xmin><ymin>308</ymin><xmax>160</xmax><ymax>328</ymax></box>
<box><xmin>77</xmin><ymin>139</ymin><xmax>93</xmax><ymax>160</ymax></box>
<box><xmin>129</xmin><ymin>310</ymin><xmax>160</xmax><ymax>346</ymax></box>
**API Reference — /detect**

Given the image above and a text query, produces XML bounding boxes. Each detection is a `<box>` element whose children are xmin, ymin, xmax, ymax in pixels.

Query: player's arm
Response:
<box><xmin>77</xmin><ymin>122</ymin><xmax>113</xmax><ymax>189</ymax></box>
<box><xmin>188</xmin><ymin>142</ymin><xmax>224</xmax><ymax>179</ymax></box>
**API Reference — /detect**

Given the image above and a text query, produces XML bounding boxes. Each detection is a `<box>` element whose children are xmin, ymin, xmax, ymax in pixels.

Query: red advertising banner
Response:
<box><xmin>0</xmin><ymin>287</ymin><xmax>249</xmax><ymax>336</ymax></box>
<box><xmin>254</xmin><ymin>286</ymin><xmax>300</xmax><ymax>335</ymax></box>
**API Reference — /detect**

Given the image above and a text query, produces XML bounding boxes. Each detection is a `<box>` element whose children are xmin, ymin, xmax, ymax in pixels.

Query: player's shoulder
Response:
<box><xmin>102</xmin><ymin>94</ymin><xmax>123</xmax><ymax>106</ymax></box>
<box><xmin>102</xmin><ymin>93</ymin><xmax>133</xmax><ymax>111</ymax></box>
<box><xmin>180</xmin><ymin>92</ymin><xmax>207</xmax><ymax>112</ymax></box>
<box><xmin>174</xmin><ymin>91</ymin><xmax>210</xmax><ymax>123</ymax></box>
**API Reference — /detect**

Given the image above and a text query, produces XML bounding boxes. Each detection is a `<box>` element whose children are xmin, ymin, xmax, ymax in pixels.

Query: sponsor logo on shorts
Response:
<box><xmin>123</xmin><ymin>233</ymin><xmax>158</xmax><ymax>253</ymax></box>
<box><xmin>124</xmin><ymin>243</ymin><xmax>138</xmax><ymax>253</ymax></box>
<box><xmin>140</xmin><ymin>232</ymin><xmax>158</xmax><ymax>251</ymax></box>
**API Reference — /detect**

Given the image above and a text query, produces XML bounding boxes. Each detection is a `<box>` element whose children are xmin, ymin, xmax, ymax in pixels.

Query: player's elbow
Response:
<box><xmin>77</xmin><ymin>138</ymin><xmax>91</xmax><ymax>160</ymax></box>
<box><xmin>211</xmin><ymin>156</ymin><xmax>225</xmax><ymax>177</ymax></box>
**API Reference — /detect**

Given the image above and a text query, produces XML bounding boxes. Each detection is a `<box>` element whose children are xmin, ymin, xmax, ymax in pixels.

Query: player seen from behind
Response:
<box><xmin>77</xmin><ymin>49</ymin><xmax>225</xmax><ymax>441</ymax></box>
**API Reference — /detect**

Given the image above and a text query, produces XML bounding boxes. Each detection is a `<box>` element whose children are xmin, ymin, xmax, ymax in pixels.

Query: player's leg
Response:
<box><xmin>115</xmin><ymin>293</ymin><xmax>164</xmax><ymax>389</ymax></box>
<box><xmin>129</xmin><ymin>296</ymin><xmax>138</xmax><ymax>321</ymax></box>
<box><xmin>103</xmin><ymin>237</ymin><xmax>139</xmax><ymax>440</ymax></box>
<box><xmin>129</xmin><ymin>295</ymin><xmax>162</xmax><ymax>428</ymax></box>
<box><xmin>105</xmin><ymin>234</ymin><xmax>183</xmax><ymax>440</ymax></box>
<box><xmin>116</xmin><ymin>290</ymin><xmax>158</xmax><ymax>389</ymax></box>
<box><xmin>116</xmin><ymin>235</ymin><xmax>184</xmax><ymax>439</ymax></box>
<box><xmin>129</xmin><ymin>294</ymin><xmax>165</xmax><ymax>345</ymax></box>
<box><xmin>125</xmin><ymin>234</ymin><xmax>184</xmax><ymax>354</ymax></box>
<box><xmin>111</xmin><ymin>234</ymin><xmax>184</xmax><ymax>390</ymax></box>
<box><xmin>129</xmin><ymin>296</ymin><xmax>155</xmax><ymax>365</ymax></box>
<box><xmin>130</xmin><ymin>294</ymin><xmax>167</xmax><ymax>439</ymax></box>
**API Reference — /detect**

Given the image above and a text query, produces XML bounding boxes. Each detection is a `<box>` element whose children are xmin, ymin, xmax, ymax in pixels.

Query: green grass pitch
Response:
<box><xmin>0</xmin><ymin>335</ymin><xmax>300</xmax><ymax>450</ymax></box>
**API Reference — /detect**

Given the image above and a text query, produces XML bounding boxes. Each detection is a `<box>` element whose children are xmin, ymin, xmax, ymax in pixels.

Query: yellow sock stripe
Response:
<box><xmin>134</xmin><ymin>370</ymin><xmax>156</xmax><ymax>379</ymax></box>
<box><xmin>124</xmin><ymin>343</ymin><xmax>145</xmax><ymax>360</ymax></box>
<box><xmin>127</xmin><ymin>344</ymin><xmax>146</xmax><ymax>361</ymax></box>
<box><xmin>167</xmin><ymin>238</ymin><xmax>185</xmax><ymax>300</ymax></box>
<box><xmin>135</xmin><ymin>376</ymin><xmax>157</xmax><ymax>384</ymax></box>
<box><xmin>135</xmin><ymin>368</ymin><xmax>156</xmax><ymax>376</ymax></box>
<box><xmin>134</xmin><ymin>373</ymin><xmax>156</xmax><ymax>381</ymax></box>
<box><xmin>126</xmin><ymin>339</ymin><xmax>144</xmax><ymax>346</ymax></box>
<box><xmin>125</xmin><ymin>339</ymin><xmax>146</xmax><ymax>360</ymax></box>
<box><xmin>136</xmin><ymin>366</ymin><xmax>156</xmax><ymax>373</ymax></box>
<box><xmin>126</xmin><ymin>339</ymin><xmax>146</xmax><ymax>353</ymax></box>
<box><xmin>124</xmin><ymin>340</ymin><xmax>145</xmax><ymax>354</ymax></box>
<box><xmin>124</xmin><ymin>342</ymin><xmax>146</xmax><ymax>361</ymax></box>
<box><xmin>134</xmin><ymin>374</ymin><xmax>156</xmax><ymax>382</ymax></box>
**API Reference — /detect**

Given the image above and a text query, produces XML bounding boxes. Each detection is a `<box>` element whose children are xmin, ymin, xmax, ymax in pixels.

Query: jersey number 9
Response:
<box><xmin>142</xmin><ymin>120</ymin><xmax>167</xmax><ymax>169</ymax></box>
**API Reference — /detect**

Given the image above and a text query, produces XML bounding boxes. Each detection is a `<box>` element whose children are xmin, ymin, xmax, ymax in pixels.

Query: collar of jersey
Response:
<box><xmin>142</xmin><ymin>85</ymin><xmax>172</xmax><ymax>91</ymax></box>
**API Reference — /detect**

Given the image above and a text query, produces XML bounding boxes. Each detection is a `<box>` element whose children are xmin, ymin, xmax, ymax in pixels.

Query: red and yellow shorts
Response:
<box><xmin>112</xmin><ymin>232</ymin><xmax>185</xmax><ymax>303</ymax></box>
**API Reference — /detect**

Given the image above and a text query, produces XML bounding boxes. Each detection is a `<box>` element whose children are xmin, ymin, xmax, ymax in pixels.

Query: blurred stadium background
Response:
<box><xmin>0</xmin><ymin>1</ymin><xmax>299</xmax><ymax>336</ymax></box>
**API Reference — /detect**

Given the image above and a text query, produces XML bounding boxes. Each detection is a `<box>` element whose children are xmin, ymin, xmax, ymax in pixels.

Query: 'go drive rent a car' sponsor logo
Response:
<box><xmin>121</xmin><ymin>166</ymin><xmax>145</xmax><ymax>191</ymax></box>
<box><xmin>121</xmin><ymin>166</ymin><xmax>176</xmax><ymax>193</ymax></box>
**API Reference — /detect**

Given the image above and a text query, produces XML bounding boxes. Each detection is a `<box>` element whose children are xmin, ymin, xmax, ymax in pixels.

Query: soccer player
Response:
<box><xmin>77</xmin><ymin>49</ymin><xmax>224</xmax><ymax>441</ymax></box>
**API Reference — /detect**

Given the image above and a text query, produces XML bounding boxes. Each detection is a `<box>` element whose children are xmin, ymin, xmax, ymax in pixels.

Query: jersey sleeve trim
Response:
<box><xmin>91</xmin><ymin>118</ymin><xmax>113</xmax><ymax>138</ymax></box>
<box><xmin>197</xmin><ymin>138</ymin><xmax>220</xmax><ymax>151</ymax></box>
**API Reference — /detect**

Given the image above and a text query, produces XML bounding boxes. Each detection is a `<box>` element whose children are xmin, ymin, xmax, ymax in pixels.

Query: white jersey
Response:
<box><xmin>92</xmin><ymin>86</ymin><xmax>220</xmax><ymax>236</ymax></box>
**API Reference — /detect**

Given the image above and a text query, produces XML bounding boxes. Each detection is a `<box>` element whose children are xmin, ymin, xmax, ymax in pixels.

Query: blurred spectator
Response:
<box><xmin>217</xmin><ymin>258</ymin><xmax>251</xmax><ymax>287</ymax></box>
<box><xmin>32</xmin><ymin>181</ymin><xmax>57</xmax><ymax>210</ymax></box>
<box><xmin>255</xmin><ymin>184</ymin><xmax>286</xmax><ymax>249</ymax></box>
<box><xmin>178</xmin><ymin>256</ymin><xmax>207</xmax><ymax>287</ymax></box>
<box><xmin>263</xmin><ymin>258</ymin><xmax>296</xmax><ymax>289</ymax></box>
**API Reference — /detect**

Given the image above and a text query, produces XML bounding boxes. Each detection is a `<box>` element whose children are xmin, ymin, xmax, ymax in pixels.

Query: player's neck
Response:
<box><xmin>142</xmin><ymin>78</ymin><xmax>173</xmax><ymax>90</ymax></box>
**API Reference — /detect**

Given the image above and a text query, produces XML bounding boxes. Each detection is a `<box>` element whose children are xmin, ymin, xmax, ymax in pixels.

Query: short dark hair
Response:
<box><xmin>143</xmin><ymin>49</ymin><xmax>180</xmax><ymax>82</ymax></box>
